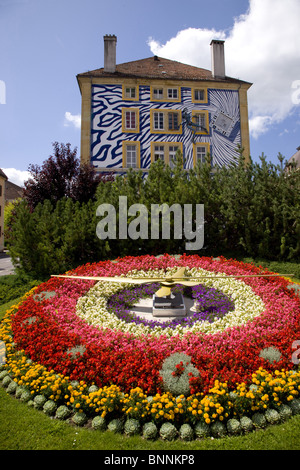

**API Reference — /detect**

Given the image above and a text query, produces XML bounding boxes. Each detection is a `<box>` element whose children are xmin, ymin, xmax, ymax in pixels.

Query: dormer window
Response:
<box><xmin>167</xmin><ymin>88</ymin><xmax>178</xmax><ymax>99</ymax></box>
<box><xmin>150</xmin><ymin>86</ymin><xmax>181</xmax><ymax>102</ymax></box>
<box><xmin>153</xmin><ymin>88</ymin><xmax>163</xmax><ymax>100</ymax></box>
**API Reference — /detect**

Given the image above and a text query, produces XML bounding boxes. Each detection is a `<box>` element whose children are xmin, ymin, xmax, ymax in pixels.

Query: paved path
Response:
<box><xmin>0</xmin><ymin>253</ymin><xmax>15</xmax><ymax>276</ymax></box>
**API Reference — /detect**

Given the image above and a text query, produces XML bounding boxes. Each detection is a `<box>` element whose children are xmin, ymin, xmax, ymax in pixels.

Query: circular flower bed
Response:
<box><xmin>1</xmin><ymin>254</ymin><xmax>300</xmax><ymax>441</ymax></box>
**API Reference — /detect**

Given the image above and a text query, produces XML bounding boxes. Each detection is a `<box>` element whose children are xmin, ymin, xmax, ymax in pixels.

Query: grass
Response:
<box><xmin>1</xmin><ymin>257</ymin><xmax>300</xmax><ymax>451</ymax></box>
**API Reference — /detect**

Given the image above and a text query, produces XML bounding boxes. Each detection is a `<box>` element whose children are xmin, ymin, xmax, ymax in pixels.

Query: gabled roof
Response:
<box><xmin>5</xmin><ymin>180</ymin><xmax>24</xmax><ymax>200</ymax></box>
<box><xmin>77</xmin><ymin>56</ymin><xmax>251</xmax><ymax>85</ymax></box>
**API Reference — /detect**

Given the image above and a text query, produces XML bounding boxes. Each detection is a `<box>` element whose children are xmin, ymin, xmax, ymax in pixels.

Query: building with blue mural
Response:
<box><xmin>77</xmin><ymin>36</ymin><xmax>252</xmax><ymax>174</ymax></box>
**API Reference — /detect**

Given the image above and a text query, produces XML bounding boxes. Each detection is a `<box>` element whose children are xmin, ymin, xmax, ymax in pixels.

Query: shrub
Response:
<box><xmin>2</xmin><ymin>375</ymin><xmax>12</xmax><ymax>388</ymax></box>
<box><xmin>259</xmin><ymin>347</ymin><xmax>282</xmax><ymax>364</ymax></box>
<box><xmin>227</xmin><ymin>418</ymin><xmax>242</xmax><ymax>435</ymax></box>
<box><xmin>20</xmin><ymin>390</ymin><xmax>31</xmax><ymax>403</ymax></box>
<box><xmin>194</xmin><ymin>421</ymin><xmax>210</xmax><ymax>439</ymax></box>
<box><xmin>33</xmin><ymin>394</ymin><xmax>47</xmax><ymax>409</ymax></box>
<box><xmin>92</xmin><ymin>415</ymin><xmax>106</xmax><ymax>431</ymax></box>
<box><xmin>0</xmin><ymin>370</ymin><xmax>9</xmax><ymax>381</ymax></box>
<box><xmin>56</xmin><ymin>405</ymin><xmax>71</xmax><ymax>420</ymax></box>
<box><xmin>6</xmin><ymin>380</ymin><xmax>17</xmax><ymax>394</ymax></box>
<box><xmin>124</xmin><ymin>419</ymin><xmax>141</xmax><ymax>436</ymax></box>
<box><xmin>265</xmin><ymin>408</ymin><xmax>280</xmax><ymax>425</ymax></box>
<box><xmin>252</xmin><ymin>413</ymin><xmax>267</xmax><ymax>428</ymax></box>
<box><xmin>142</xmin><ymin>422</ymin><xmax>158</xmax><ymax>440</ymax></box>
<box><xmin>159</xmin><ymin>353</ymin><xmax>201</xmax><ymax>396</ymax></box>
<box><xmin>72</xmin><ymin>412</ymin><xmax>87</xmax><ymax>426</ymax></box>
<box><xmin>240</xmin><ymin>416</ymin><xmax>253</xmax><ymax>433</ymax></box>
<box><xmin>107</xmin><ymin>418</ymin><xmax>123</xmax><ymax>434</ymax></box>
<box><xmin>278</xmin><ymin>404</ymin><xmax>292</xmax><ymax>421</ymax></box>
<box><xmin>210</xmin><ymin>421</ymin><xmax>227</xmax><ymax>438</ymax></box>
<box><xmin>15</xmin><ymin>386</ymin><xmax>24</xmax><ymax>399</ymax></box>
<box><xmin>0</xmin><ymin>274</ymin><xmax>41</xmax><ymax>305</ymax></box>
<box><xmin>179</xmin><ymin>423</ymin><xmax>194</xmax><ymax>441</ymax></box>
<box><xmin>159</xmin><ymin>422</ymin><xmax>178</xmax><ymax>441</ymax></box>
<box><xmin>43</xmin><ymin>400</ymin><xmax>57</xmax><ymax>416</ymax></box>
<box><xmin>289</xmin><ymin>398</ymin><xmax>300</xmax><ymax>415</ymax></box>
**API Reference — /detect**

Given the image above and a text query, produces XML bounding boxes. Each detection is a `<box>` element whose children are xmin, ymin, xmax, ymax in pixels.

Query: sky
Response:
<box><xmin>1</xmin><ymin>0</ymin><xmax>300</xmax><ymax>186</ymax></box>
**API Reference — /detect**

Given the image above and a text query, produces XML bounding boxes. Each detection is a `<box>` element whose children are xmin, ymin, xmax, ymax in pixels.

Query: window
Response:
<box><xmin>168</xmin><ymin>112</ymin><xmax>179</xmax><ymax>131</ymax></box>
<box><xmin>151</xmin><ymin>109</ymin><xmax>182</xmax><ymax>134</ymax></box>
<box><xmin>125</xmin><ymin>87</ymin><xmax>136</xmax><ymax>99</ymax></box>
<box><xmin>153</xmin><ymin>88</ymin><xmax>163</xmax><ymax>100</ymax></box>
<box><xmin>151</xmin><ymin>142</ymin><xmax>183</xmax><ymax>166</ymax></box>
<box><xmin>126</xmin><ymin>145</ymin><xmax>137</xmax><ymax>167</ymax></box>
<box><xmin>123</xmin><ymin>141</ymin><xmax>140</xmax><ymax>168</ymax></box>
<box><xmin>122</xmin><ymin>108</ymin><xmax>139</xmax><ymax>133</ymax></box>
<box><xmin>153</xmin><ymin>112</ymin><xmax>164</xmax><ymax>130</ymax></box>
<box><xmin>196</xmin><ymin>146</ymin><xmax>206</xmax><ymax>164</ymax></box>
<box><xmin>192</xmin><ymin>87</ymin><xmax>207</xmax><ymax>103</ymax></box>
<box><xmin>191</xmin><ymin>110</ymin><xmax>209</xmax><ymax>134</ymax></box>
<box><xmin>123</xmin><ymin>85</ymin><xmax>138</xmax><ymax>100</ymax></box>
<box><xmin>125</xmin><ymin>111</ymin><xmax>136</xmax><ymax>130</ymax></box>
<box><xmin>194</xmin><ymin>89</ymin><xmax>204</xmax><ymax>101</ymax></box>
<box><xmin>193</xmin><ymin>143</ymin><xmax>210</xmax><ymax>167</ymax></box>
<box><xmin>167</xmin><ymin>88</ymin><xmax>178</xmax><ymax>99</ymax></box>
<box><xmin>153</xmin><ymin>145</ymin><xmax>165</xmax><ymax>162</ymax></box>
<box><xmin>169</xmin><ymin>145</ymin><xmax>179</xmax><ymax>168</ymax></box>
<box><xmin>151</xmin><ymin>86</ymin><xmax>181</xmax><ymax>102</ymax></box>
<box><xmin>194</xmin><ymin>113</ymin><xmax>206</xmax><ymax>130</ymax></box>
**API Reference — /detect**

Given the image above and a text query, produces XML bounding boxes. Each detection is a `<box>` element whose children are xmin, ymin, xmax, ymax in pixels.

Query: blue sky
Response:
<box><xmin>1</xmin><ymin>0</ymin><xmax>300</xmax><ymax>185</ymax></box>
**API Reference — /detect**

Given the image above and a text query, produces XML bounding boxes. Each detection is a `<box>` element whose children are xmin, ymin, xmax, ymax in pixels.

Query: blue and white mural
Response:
<box><xmin>91</xmin><ymin>84</ymin><xmax>241</xmax><ymax>170</ymax></box>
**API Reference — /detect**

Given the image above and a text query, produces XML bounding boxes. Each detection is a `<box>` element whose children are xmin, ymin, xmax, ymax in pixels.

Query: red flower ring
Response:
<box><xmin>11</xmin><ymin>255</ymin><xmax>300</xmax><ymax>395</ymax></box>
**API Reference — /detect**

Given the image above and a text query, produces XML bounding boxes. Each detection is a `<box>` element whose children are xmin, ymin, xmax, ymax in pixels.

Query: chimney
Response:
<box><xmin>210</xmin><ymin>40</ymin><xmax>225</xmax><ymax>79</ymax></box>
<box><xmin>104</xmin><ymin>35</ymin><xmax>117</xmax><ymax>73</ymax></box>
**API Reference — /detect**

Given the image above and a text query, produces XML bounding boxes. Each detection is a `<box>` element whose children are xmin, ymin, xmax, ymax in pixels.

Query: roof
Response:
<box><xmin>0</xmin><ymin>168</ymin><xmax>8</xmax><ymax>180</ymax></box>
<box><xmin>77</xmin><ymin>56</ymin><xmax>251</xmax><ymax>85</ymax></box>
<box><xmin>5</xmin><ymin>180</ymin><xmax>23</xmax><ymax>201</ymax></box>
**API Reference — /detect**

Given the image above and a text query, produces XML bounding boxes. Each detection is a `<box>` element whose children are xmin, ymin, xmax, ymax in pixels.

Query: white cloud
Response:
<box><xmin>64</xmin><ymin>111</ymin><xmax>81</xmax><ymax>129</ymax></box>
<box><xmin>248</xmin><ymin>115</ymin><xmax>274</xmax><ymax>139</ymax></box>
<box><xmin>148</xmin><ymin>0</ymin><xmax>300</xmax><ymax>139</ymax></box>
<box><xmin>2</xmin><ymin>168</ymin><xmax>30</xmax><ymax>187</ymax></box>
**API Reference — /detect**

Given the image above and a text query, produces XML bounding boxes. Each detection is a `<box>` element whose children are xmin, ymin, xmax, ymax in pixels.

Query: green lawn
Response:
<box><xmin>1</xmin><ymin>257</ymin><xmax>300</xmax><ymax>451</ymax></box>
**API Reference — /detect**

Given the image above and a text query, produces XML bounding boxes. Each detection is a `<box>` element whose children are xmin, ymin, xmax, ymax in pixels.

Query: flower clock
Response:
<box><xmin>1</xmin><ymin>254</ymin><xmax>300</xmax><ymax>441</ymax></box>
